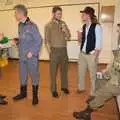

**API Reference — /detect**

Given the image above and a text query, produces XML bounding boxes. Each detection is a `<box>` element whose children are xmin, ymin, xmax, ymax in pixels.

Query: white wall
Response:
<box><xmin>0</xmin><ymin>0</ymin><xmax>116</xmax><ymax>9</ymax></box>
<box><xmin>0</xmin><ymin>0</ymin><xmax>116</xmax><ymax>63</ymax></box>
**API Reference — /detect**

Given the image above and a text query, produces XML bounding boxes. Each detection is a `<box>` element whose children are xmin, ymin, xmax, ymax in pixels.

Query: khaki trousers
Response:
<box><xmin>50</xmin><ymin>47</ymin><xmax>68</xmax><ymax>92</ymax></box>
<box><xmin>89</xmin><ymin>81</ymin><xmax>120</xmax><ymax>110</ymax></box>
<box><xmin>78</xmin><ymin>52</ymin><xmax>97</xmax><ymax>95</ymax></box>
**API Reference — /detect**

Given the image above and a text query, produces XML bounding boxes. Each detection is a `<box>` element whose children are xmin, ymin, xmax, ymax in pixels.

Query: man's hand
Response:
<box><xmin>102</xmin><ymin>69</ymin><xmax>107</xmax><ymax>74</ymax></box>
<box><xmin>77</xmin><ymin>31</ymin><xmax>82</xmax><ymax>40</ymax></box>
<box><xmin>10</xmin><ymin>40</ymin><xmax>16</xmax><ymax>46</ymax></box>
<box><xmin>61</xmin><ymin>24</ymin><xmax>67</xmax><ymax>33</ymax></box>
<box><xmin>93</xmin><ymin>49</ymin><xmax>101</xmax><ymax>58</ymax></box>
<box><xmin>27</xmin><ymin>52</ymin><xmax>33</xmax><ymax>59</ymax></box>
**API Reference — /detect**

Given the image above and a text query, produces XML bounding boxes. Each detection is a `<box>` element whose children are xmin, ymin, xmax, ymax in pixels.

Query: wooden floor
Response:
<box><xmin>0</xmin><ymin>60</ymin><xmax>118</xmax><ymax>120</ymax></box>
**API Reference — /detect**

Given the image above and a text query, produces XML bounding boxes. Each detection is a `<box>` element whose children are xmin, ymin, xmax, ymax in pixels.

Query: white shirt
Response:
<box><xmin>82</xmin><ymin>24</ymin><xmax>103</xmax><ymax>53</ymax></box>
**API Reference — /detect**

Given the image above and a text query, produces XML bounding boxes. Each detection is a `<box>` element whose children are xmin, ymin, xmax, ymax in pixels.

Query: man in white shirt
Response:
<box><xmin>77</xmin><ymin>7</ymin><xmax>103</xmax><ymax>96</ymax></box>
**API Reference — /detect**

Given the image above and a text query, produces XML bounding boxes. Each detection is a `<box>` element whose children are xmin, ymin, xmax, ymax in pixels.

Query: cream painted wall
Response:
<box><xmin>6</xmin><ymin>3</ymin><xmax>99</xmax><ymax>61</ymax></box>
<box><xmin>0</xmin><ymin>0</ymin><xmax>115</xmax><ymax>8</ymax></box>
<box><xmin>0</xmin><ymin>0</ymin><xmax>116</xmax><ymax>63</ymax></box>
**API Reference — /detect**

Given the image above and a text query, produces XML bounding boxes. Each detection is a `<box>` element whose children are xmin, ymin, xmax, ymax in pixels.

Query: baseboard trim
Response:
<box><xmin>8</xmin><ymin>58</ymin><xmax>108</xmax><ymax>65</ymax></box>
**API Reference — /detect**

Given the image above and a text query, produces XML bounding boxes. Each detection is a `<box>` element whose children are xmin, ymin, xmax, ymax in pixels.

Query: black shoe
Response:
<box><xmin>0</xmin><ymin>95</ymin><xmax>6</xmax><ymax>99</ymax></box>
<box><xmin>76</xmin><ymin>90</ymin><xmax>85</xmax><ymax>94</ymax></box>
<box><xmin>13</xmin><ymin>85</ymin><xmax>27</xmax><ymax>101</ymax></box>
<box><xmin>73</xmin><ymin>111</ymin><xmax>91</xmax><ymax>120</ymax></box>
<box><xmin>73</xmin><ymin>106</ymin><xmax>93</xmax><ymax>120</ymax></box>
<box><xmin>32</xmin><ymin>85</ymin><xmax>39</xmax><ymax>106</ymax></box>
<box><xmin>0</xmin><ymin>99</ymin><xmax>8</xmax><ymax>105</ymax></box>
<box><xmin>52</xmin><ymin>91</ymin><xmax>59</xmax><ymax>98</ymax></box>
<box><xmin>61</xmin><ymin>88</ymin><xmax>69</xmax><ymax>95</ymax></box>
<box><xmin>73</xmin><ymin>111</ymin><xmax>82</xmax><ymax>119</ymax></box>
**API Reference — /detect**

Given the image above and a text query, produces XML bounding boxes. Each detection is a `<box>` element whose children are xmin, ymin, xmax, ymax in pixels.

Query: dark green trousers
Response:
<box><xmin>50</xmin><ymin>47</ymin><xmax>68</xmax><ymax>92</ymax></box>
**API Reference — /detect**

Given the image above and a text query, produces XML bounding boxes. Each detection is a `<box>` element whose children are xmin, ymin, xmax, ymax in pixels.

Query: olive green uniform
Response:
<box><xmin>88</xmin><ymin>50</ymin><xmax>120</xmax><ymax>110</ymax></box>
<box><xmin>45</xmin><ymin>20</ymin><xmax>71</xmax><ymax>92</ymax></box>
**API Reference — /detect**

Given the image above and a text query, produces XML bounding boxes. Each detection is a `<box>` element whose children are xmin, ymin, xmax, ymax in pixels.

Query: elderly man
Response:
<box><xmin>77</xmin><ymin>7</ymin><xmax>103</xmax><ymax>96</ymax></box>
<box><xmin>12</xmin><ymin>5</ymin><xmax>42</xmax><ymax>106</ymax></box>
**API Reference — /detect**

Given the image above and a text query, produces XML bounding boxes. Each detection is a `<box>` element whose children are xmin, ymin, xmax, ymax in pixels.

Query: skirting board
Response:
<box><xmin>8</xmin><ymin>58</ymin><xmax>108</xmax><ymax>64</ymax></box>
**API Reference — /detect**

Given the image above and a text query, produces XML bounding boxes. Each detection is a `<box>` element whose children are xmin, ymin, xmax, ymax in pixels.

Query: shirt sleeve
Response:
<box><xmin>30</xmin><ymin>24</ymin><xmax>42</xmax><ymax>56</ymax></box>
<box><xmin>63</xmin><ymin>22</ymin><xmax>71</xmax><ymax>40</ymax></box>
<box><xmin>44</xmin><ymin>24</ymin><xmax>51</xmax><ymax>44</ymax></box>
<box><xmin>95</xmin><ymin>24</ymin><xmax>103</xmax><ymax>50</ymax></box>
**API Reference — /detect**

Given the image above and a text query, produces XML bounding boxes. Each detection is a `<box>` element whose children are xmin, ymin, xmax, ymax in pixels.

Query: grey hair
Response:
<box><xmin>14</xmin><ymin>4</ymin><xmax>28</xmax><ymax>16</ymax></box>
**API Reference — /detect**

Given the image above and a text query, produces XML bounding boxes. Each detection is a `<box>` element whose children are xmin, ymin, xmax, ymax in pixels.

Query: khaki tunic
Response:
<box><xmin>45</xmin><ymin>20</ymin><xmax>71</xmax><ymax>48</ymax></box>
<box><xmin>44</xmin><ymin>19</ymin><xmax>71</xmax><ymax>92</ymax></box>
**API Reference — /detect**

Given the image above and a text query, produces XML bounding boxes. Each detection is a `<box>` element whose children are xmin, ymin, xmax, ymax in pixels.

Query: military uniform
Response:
<box><xmin>45</xmin><ymin>19</ymin><xmax>71</xmax><ymax>96</ymax></box>
<box><xmin>73</xmin><ymin>49</ymin><xmax>120</xmax><ymax>120</ymax></box>
<box><xmin>13</xmin><ymin>18</ymin><xmax>42</xmax><ymax>105</ymax></box>
<box><xmin>18</xmin><ymin>18</ymin><xmax>42</xmax><ymax>86</ymax></box>
<box><xmin>88</xmin><ymin>49</ymin><xmax>120</xmax><ymax>109</ymax></box>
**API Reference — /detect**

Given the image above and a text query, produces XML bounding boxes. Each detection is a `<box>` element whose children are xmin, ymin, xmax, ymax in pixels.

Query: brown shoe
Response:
<box><xmin>73</xmin><ymin>111</ymin><xmax>91</xmax><ymax>120</ymax></box>
<box><xmin>0</xmin><ymin>95</ymin><xmax>6</xmax><ymax>99</ymax></box>
<box><xmin>61</xmin><ymin>88</ymin><xmax>69</xmax><ymax>96</ymax></box>
<box><xmin>73</xmin><ymin>106</ymin><xmax>93</xmax><ymax>120</ymax></box>
<box><xmin>76</xmin><ymin>90</ymin><xmax>85</xmax><ymax>94</ymax></box>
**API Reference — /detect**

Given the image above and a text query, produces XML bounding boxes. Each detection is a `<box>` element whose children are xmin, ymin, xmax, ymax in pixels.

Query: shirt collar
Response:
<box><xmin>21</xmin><ymin>17</ymin><xmax>30</xmax><ymax>25</ymax></box>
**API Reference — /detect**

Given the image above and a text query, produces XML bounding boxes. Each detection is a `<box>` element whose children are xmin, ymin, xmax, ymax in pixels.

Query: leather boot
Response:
<box><xmin>32</xmin><ymin>85</ymin><xmax>39</xmax><ymax>106</ymax></box>
<box><xmin>13</xmin><ymin>85</ymin><xmax>27</xmax><ymax>101</ymax></box>
<box><xmin>73</xmin><ymin>106</ymin><xmax>93</xmax><ymax>120</ymax></box>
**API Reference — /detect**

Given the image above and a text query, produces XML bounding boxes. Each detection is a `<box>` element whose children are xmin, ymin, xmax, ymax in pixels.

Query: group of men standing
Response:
<box><xmin>44</xmin><ymin>6</ymin><xmax>103</xmax><ymax>99</ymax></box>
<box><xmin>0</xmin><ymin>5</ymin><xmax>102</xmax><ymax>105</ymax></box>
<box><xmin>2</xmin><ymin>3</ymin><xmax>118</xmax><ymax>120</ymax></box>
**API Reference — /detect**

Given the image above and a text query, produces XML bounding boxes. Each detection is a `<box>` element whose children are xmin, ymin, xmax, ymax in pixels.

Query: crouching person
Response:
<box><xmin>73</xmin><ymin>49</ymin><xmax>120</xmax><ymax>120</ymax></box>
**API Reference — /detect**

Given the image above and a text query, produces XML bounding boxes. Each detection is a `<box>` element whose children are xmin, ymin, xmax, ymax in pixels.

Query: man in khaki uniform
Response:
<box><xmin>45</xmin><ymin>6</ymin><xmax>71</xmax><ymax>98</ymax></box>
<box><xmin>73</xmin><ymin>51</ymin><xmax>120</xmax><ymax>120</ymax></box>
